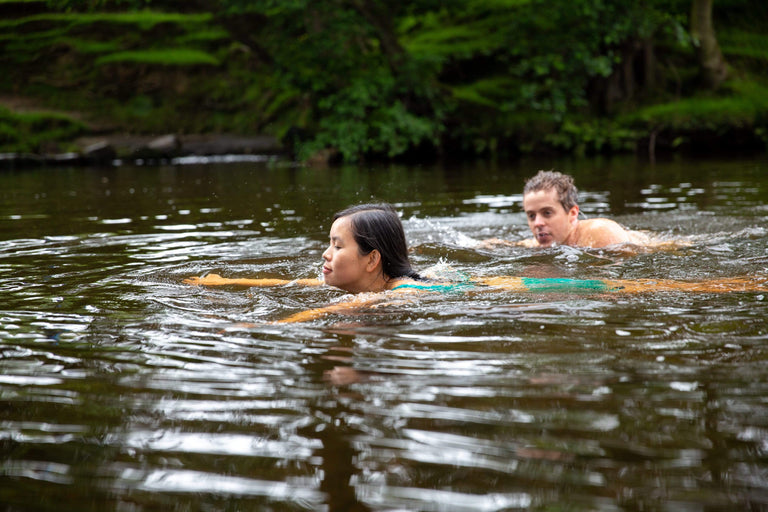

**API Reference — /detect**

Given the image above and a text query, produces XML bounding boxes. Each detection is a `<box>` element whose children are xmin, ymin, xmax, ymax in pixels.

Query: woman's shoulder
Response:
<box><xmin>388</xmin><ymin>277</ymin><xmax>421</xmax><ymax>290</ymax></box>
<box><xmin>389</xmin><ymin>263</ymin><xmax>473</xmax><ymax>293</ymax></box>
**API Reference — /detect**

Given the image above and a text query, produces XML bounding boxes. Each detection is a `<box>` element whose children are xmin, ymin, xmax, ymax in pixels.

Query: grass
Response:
<box><xmin>177</xmin><ymin>28</ymin><xmax>230</xmax><ymax>44</ymax></box>
<box><xmin>448</xmin><ymin>77</ymin><xmax>523</xmax><ymax>108</ymax></box>
<box><xmin>720</xmin><ymin>31</ymin><xmax>768</xmax><ymax>66</ymax></box>
<box><xmin>0</xmin><ymin>11</ymin><xmax>213</xmax><ymax>30</ymax></box>
<box><xmin>630</xmin><ymin>79</ymin><xmax>768</xmax><ymax>130</ymax></box>
<box><xmin>0</xmin><ymin>106</ymin><xmax>87</xmax><ymax>153</ymax></box>
<box><xmin>95</xmin><ymin>49</ymin><xmax>220</xmax><ymax>66</ymax></box>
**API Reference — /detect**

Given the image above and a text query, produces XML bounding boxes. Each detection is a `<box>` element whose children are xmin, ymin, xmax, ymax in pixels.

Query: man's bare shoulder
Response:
<box><xmin>579</xmin><ymin>220</ymin><xmax>693</xmax><ymax>253</ymax></box>
<box><xmin>577</xmin><ymin>218</ymin><xmax>631</xmax><ymax>248</ymax></box>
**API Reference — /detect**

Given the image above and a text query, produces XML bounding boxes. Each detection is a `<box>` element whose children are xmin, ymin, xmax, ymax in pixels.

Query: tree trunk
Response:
<box><xmin>643</xmin><ymin>38</ymin><xmax>656</xmax><ymax>90</ymax></box>
<box><xmin>690</xmin><ymin>0</ymin><xmax>728</xmax><ymax>88</ymax></box>
<box><xmin>348</xmin><ymin>0</ymin><xmax>405</xmax><ymax>73</ymax></box>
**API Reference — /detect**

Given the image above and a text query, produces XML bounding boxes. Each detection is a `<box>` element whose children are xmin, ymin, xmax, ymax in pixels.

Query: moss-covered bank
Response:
<box><xmin>0</xmin><ymin>0</ymin><xmax>766</xmax><ymax>164</ymax></box>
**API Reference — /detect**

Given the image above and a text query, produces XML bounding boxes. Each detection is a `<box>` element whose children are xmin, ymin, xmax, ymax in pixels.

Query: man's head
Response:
<box><xmin>523</xmin><ymin>170</ymin><xmax>578</xmax><ymax>212</ymax></box>
<box><xmin>522</xmin><ymin>170</ymin><xmax>580</xmax><ymax>247</ymax></box>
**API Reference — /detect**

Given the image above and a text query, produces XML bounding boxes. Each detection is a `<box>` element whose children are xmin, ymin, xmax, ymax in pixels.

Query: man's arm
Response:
<box><xmin>477</xmin><ymin>237</ymin><xmax>538</xmax><ymax>249</ymax></box>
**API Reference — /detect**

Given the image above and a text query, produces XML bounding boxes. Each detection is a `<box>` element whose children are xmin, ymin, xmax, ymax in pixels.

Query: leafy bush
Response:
<box><xmin>0</xmin><ymin>107</ymin><xmax>87</xmax><ymax>152</ymax></box>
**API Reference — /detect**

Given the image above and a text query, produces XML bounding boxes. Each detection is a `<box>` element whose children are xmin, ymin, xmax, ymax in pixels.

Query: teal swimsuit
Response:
<box><xmin>392</xmin><ymin>282</ymin><xmax>475</xmax><ymax>293</ymax></box>
<box><xmin>519</xmin><ymin>277</ymin><xmax>615</xmax><ymax>292</ymax></box>
<box><xmin>392</xmin><ymin>277</ymin><xmax>616</xmax><ymax>293</ymax></box>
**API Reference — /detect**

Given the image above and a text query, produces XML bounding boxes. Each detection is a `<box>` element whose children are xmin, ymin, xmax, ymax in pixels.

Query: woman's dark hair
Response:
<box><xmin>334</xmin><ymin>203</ymin><xmax>421</xmax><ymax>280</ymax></box>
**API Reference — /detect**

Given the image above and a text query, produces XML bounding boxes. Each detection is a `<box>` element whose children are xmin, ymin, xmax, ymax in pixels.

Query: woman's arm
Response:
<box><xmin>184</xmin><ymin>273</ymin><xmax>323</xmax><ymax>287</ymax></box>
<box><xmin>604</xmin><ymin>276</ymin><xmax>768</xmax><ymax>294</ymax></box>
<box><xmin>477</xmin><ymin>275</ymin><xmax>768</xmax><ymax>294</ymax></box>
<box><xmin>277</xmin><ymin>290</ymin><xmax>418</xmax><ymax>323</ymax></box>
<box><xmin>276</xmin><ymin>302</ymin><xmax>356</xmax><ymax>323</ymax></box>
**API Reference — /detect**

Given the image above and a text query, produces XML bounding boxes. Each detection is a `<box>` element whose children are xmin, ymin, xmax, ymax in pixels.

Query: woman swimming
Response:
<box><xmin>185</xmin><ymin>202</ymin><xmax>768</xmax><ymax>323</ymax></box>
<box><xmin>185</xmin><ymin>202</ymin><xmax>424</xmax><ymax>292</ymax></box>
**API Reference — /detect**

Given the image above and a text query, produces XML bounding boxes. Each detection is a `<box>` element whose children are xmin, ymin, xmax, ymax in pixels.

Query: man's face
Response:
<box><xmin>522</xmin><ymin>188</ymin><xmax>579</xmax><ymax>246</ymax></box>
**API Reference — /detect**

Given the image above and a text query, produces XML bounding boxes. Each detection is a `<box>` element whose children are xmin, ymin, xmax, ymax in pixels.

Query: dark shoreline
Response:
<box><xmin>0</xmin><ymin>133</ymin><xmax>286</xmax><ymax>169</ymax></box>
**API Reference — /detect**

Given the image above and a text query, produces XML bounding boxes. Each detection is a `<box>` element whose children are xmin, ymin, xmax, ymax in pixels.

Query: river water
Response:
<box><xmin>1</xmin><ymin>155</ymin><xmax>767</xmax><ymax>510</ymax></box>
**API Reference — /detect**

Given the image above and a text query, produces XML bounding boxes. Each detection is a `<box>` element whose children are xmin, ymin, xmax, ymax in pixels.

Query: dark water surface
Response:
<box><xmin>1</xmin><ymin>155</ymin><xmax>767</xmax><ymax>511</ymax></box>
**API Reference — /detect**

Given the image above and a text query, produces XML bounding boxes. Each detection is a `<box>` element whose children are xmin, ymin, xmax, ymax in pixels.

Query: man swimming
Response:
<box><xmin>485</xmin><ymin>170</ymin><xmax>645</xmax><ymax>249</ymax></box>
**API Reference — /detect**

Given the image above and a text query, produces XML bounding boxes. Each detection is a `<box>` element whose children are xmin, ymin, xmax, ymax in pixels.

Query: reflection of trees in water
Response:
<box><xmin>703</xmin><ymin>381</ymin><xmax>727</xmax><ymax>489</ymax></box>
<box><xmin>315</xmin><ymin>416</ymin><xmax>371</xmax><ymax>512</ymax></box>
<box><xmin>701</xmin><ymin>379</ymin><xmax>765</xmax><ymax>509</ymax></box>
<box><xmin>302</xmin><ymin>342</ymin><xmax>371</xmax><ymax>512</ymax></box>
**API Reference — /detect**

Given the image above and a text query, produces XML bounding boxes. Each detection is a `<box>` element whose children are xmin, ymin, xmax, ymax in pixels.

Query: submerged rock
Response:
<box><xmin>82</xmin><ymin>141</ymin><xmax>117</xmax><ymax>163</ymax></box>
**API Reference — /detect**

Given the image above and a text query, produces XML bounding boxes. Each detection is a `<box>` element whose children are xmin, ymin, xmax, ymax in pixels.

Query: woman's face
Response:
<box><xmin>322</xmin><ymin>216</ymin><xmax>373</xmax><ymax>293</ymax></box>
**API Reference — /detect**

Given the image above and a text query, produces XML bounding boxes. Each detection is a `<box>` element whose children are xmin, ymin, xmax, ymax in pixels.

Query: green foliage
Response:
<box><xmin>544</xmin><ymin>119</ymin><xmax>640</xmax><ymax>156</ymax></box>
<box><xmin>177</xmin><ymin>28</ymin><xmax>230</xmax><ymax>44</ymax></box>
<box><xmin>61</xmin><ymin>38</ymin><xmax>120</xmax><ymax>53</ymax></box>
<box><xmin>449</xmin><ymin>78</ymin><xmax>517</xmax><ymax>108</ymax></box>
<box><xmin>0</xmin><ymin>11</ymin><xmax>213</xmax><ymax>30</ymax></box>
<box><xmin>301</xmin><ymin>71</ymin><xmax>442</xmax><ymax>161</ymax></box>
<box><xmin>0</xmin><ymin>106</ymin><xmax>87</xmax><ymax>153</ymax></box>
<box><xmin>95</xmin><ymin>48</ymin><xmax>219</xmax><ymax>65</ymax></box>
<box><xmin>627</xmin><ymin>79</ymin><xmax>768</xmax><ymax>151</ymax></box>
<box><xmin>631</xmin><ymin>80</ymin><xmax>768</xmax><ymax>130</ymax></box>
<box><xmin>396</xmin><ymin>0</ymin><xmax>694</xmax><ymax>153</ymax></box>
<box><xmin>401</xmin><ymin>16</ymin><xmax>509</xmax><ymax>59</ymax></box>
<box><xmin>0</xmin><ymin>0</ymin><xmax>765</xmax><ymax>159</ymax></box>
<box><xmin>0</xmin><ymin>6</ymin><xmax>238</xmax><ymax>135</ymax></box>
<box><xmin>720</xmin><ymin>30</ymin><xmax>768</xmax><ymax>65</ymax></box>
<box><xmin>44</xmin><ymin>0</ymin><xmax>152</xmax><ymax>11</ymax></box>
<box><xmin>222</xmin><ymin>0</ymin><xmax>445</xmax><ymax>160</ymax></box>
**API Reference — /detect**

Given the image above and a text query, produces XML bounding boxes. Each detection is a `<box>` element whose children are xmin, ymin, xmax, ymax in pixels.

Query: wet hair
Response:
<box><xmin>334</xmin><ymin>203</ymin><xmax>421</xmax><ymax>281</ymax></box>
<box><xmin>523</xmin><ymin>170</ymin><xmax>579</xmax><ymax>212</ymax></box>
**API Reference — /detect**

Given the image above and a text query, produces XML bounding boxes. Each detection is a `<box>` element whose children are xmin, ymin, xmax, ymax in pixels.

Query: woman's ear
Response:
<box><xmin>366</xmin><ymin>249</ymin><xmax>381</xmax><ymax>272</ymax></box>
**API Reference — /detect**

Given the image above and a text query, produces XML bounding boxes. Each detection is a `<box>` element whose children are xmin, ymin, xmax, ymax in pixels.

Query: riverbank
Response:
<box><xmin>0</xmin><ymin>132</ymin><xmax>284</xmax><ymax>169</ymax></box>
<box><xmin>0</xmin><ymin>86</ymin><xmax>764</xmax><ymax>169</ymax></box>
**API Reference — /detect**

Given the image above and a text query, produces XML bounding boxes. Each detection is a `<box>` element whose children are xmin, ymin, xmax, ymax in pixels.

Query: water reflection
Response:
<box><xmin>0</xmin><ymin>156</ymin><xmax>767</xmax><ymax>510</ymax></box>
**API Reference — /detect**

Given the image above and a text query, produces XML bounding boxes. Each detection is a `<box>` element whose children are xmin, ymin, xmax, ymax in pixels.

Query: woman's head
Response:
<box><xmin>321</xmin><ymin>203</ymin><xmax>419</xmax><ymax>292</ymax></box>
